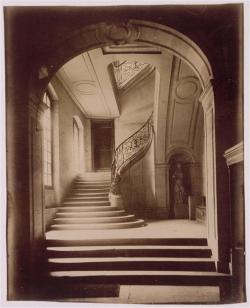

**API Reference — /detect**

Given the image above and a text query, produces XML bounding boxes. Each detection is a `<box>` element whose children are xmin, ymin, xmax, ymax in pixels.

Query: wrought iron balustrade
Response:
<box><xmin>110</xmin><ymin>113</ymin><xmax>154</xmax><ymax>194</ymax></box>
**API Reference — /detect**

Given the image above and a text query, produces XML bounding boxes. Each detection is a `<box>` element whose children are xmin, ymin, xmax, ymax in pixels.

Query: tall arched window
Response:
<box><xmin>73</xmin><ymin>119</ymin><xmax>80</xmax><ymax>171</ymax></box>
<box><xmin>73</xmin><ymin>116</ymin><xmax>84</xmax><ymax>173</ymax></box>
<box><xmin>42</xmin><ymin>91</ymin><xmax>53</xmax><ymax>187</ymax></box>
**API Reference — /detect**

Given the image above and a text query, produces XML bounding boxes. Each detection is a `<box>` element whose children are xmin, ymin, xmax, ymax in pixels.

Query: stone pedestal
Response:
<box><xmin>174</xmin><ymin>203</ymin><xmax>189</xmax><ymax>219</ymax></box>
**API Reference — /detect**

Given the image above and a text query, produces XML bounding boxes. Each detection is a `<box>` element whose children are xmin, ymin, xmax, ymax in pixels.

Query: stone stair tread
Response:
<box><xmin>50</xmin><ymin>220</ymin><xmax>145</xmax><ymax>229</ymax></box>
<box><xmin>57</xmin><ymin>206</ymin><xmax>121</xmax><ymax>212</ymax></box>
<box><xmin>74</xmin><ymin>183</ymin><xmax>110</xmax><ymax>186</ymax></box>
<box><xmin>69</xmin><ymin>192</ymin><xmax>109</xmax><ymax>196</ymax></box>
<box><xmin>76</xmin><ymin>180</ymin><xmax>111</xmax><ymax>183</ymax></box>
<box><xmin>53</xmin><ymin>215</ymin><xmax>135</xmax><ymax>223</ymax></box>
<box><xmin>48</xmin><ymin>257</ymin><xmax>214</xmax><ymax>263</ymax></box>
<box><xmin>67</xmin><ymin>196</ymin><xmax>109</xmax><ymax>198</ymax></box>
<box><xmin>46</xmin><ymin>237</ymin><xmax>208</xmax><ymax>245</ymax></box>
<box><xmin>54</xmin><ymin>214</ymin><xmax>134</xmax><ymax>219</ymax></box>
<box><xmin>49</xmin><ymin>270</ymin><xmax>230</xmax><ymax>277</ymax></box>
<box><xmin>47</xmin><ymin>245</ymin><xmax>211</xmax><ymax>251</ymax></box>
<box><xmin>63</xmin><ymin>200</ymin><xmax>109</xmax><ymax>204</ymax></box>
<box><xmin>56</xmin><ymin>210</ymin><xmax>126</xmax><ymax>217</ymax></box>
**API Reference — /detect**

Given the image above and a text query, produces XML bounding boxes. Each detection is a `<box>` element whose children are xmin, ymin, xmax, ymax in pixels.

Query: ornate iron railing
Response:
<box><xmin>110</xmin><ymin>113</ymin><xmax>154</xmax><ymax>194</ymax></box>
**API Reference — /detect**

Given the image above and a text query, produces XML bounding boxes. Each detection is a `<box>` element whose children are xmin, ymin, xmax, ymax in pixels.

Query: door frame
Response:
<box><xmin>91</xmin><ymin>119</ymin><xmax>114</xmax><ymax>171</ymax></box>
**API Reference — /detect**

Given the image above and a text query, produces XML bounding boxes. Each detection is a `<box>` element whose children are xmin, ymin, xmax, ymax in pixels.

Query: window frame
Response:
<box><xmin>42</xmin><ymin>91</ymin><xmax>54</xmax><ymax>189</ymax></box>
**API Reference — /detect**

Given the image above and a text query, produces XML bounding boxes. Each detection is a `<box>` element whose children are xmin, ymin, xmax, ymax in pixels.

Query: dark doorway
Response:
<box><xmin>92</xmin><ymin>120</ymin><xmax>114</xmax><ymax>171</ymax></box>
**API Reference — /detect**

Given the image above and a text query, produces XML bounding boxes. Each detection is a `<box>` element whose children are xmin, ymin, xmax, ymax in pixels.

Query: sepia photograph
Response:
<box><xmin>3</xmin><ymin>2</ymin><xmax>246</xmax><ymax>304</ymax></box>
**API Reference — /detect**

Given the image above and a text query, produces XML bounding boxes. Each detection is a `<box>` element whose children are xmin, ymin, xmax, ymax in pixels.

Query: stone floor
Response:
<box><xmin>64</xmin><ymin>285</ymin><xmax>220</xmax><ymax>303</ymax></box>
<box><xmin>46</xmin><ymin>219</ymin><xmax>206</xmax><ymax>240</ymax></box>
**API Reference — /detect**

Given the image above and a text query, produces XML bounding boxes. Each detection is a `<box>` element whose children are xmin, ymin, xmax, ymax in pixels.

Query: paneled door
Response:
<box><xmin>92</xmin><ymin>120</ymin><xmax>114</xmax><ymax>171</ymax></box>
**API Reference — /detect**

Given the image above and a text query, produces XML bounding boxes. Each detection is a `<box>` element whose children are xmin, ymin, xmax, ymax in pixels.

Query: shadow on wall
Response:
<box><xmin>120</xmin><ymin>140</ymin><xmax>156</xmax><ymax>219</ymax></box>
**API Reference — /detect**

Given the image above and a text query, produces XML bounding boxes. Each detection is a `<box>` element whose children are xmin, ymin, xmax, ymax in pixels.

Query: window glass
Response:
<box><xmin>43</xmin><ymin>92</ymin><xmax>53</xmax><ymax>187</ymax></box>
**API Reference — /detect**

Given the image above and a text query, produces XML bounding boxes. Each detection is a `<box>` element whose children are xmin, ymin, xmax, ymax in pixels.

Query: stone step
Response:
<box><xmin>50</xmin><ymin>220</ymin><xmax>145</xmax><ymax>230</ymax></box>
<box><xmin>66</xmin><ymin>196</ymin><xmax>109</xmax><ymax>201</ymax></box>
<box><xmin>56</xmin><ymin>210</ymin><xmax>126</xmax><ymax>218</ymax></box>
<box><xmin>57</xmin><ymin>205</ymin><xmax>121</xmax><ymax>212</ymax></box>
<box><xmin>46</xmin><ymin>245</ymin><xmax>212</xmax><ymax>258</ymax></box>
<box><xmin>74</xmin><ymin>183</ymin><xmax>110</xmax><ymax>188</ymax></box>
<box><xmin>69</xmin><ymin>192</ymin><xmax>109</xmax><ymax>197</ymax></box>
<box><xmin>63</xmin><ymin>200</ymin><xmax>110</xmax><ymax>206</ymax></box>
<box><xmin>77</xmin><ymin>174</ymin><xmax>111</xmax><ymax>180</ymax></box>
<box><xmin>75</xmin><ymin>180</ymin><xmax>111</xmax><ymax>184</ymax></box>
<box><xmin>47</xmin><ymin>257</ymin><xmax>216</xmax><ymax>272</ymax></box>
<box><xmin>72</xmin><ymin>188</ymin><xmax>110</xmax><ymax>193</ymax></box>
<box><xmin>65</xmin><ymin>197</ymin><xmax>109</xmax><ymax>203</ymax></box>
<box><xmin>48</xmin><ymin>270</ymin><xmax>230</xmax><ymax>286</ymax></box>
<box><xmin>46</xmin><ymin>238</ymin><xmax>208</xmax><ymax>247</ymax></box>
<box><xmin>53</xmin><ymin>215</ymin><xmax>136</xmax><ymax>224</ymax></box>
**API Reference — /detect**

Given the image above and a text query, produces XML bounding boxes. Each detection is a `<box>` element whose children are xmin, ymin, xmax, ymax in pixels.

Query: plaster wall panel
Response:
<box><xmin>115</xmin><ymin>71</ymin><xmax>155</xmax><ymax>147</ymax></box>
<box><xmin>51</xmin><ymin>76</ymin><xmax>91</xmax><ymax>202</ymax></box>
<box><xmin>171</xmin><ymin>101</ymin><xmax>193</xmax><ymax>144</ymax></box>
<box><xmin>121</xmin><ymin>141</ymin><xmax>156</xmax><ymax>217</ymax></box>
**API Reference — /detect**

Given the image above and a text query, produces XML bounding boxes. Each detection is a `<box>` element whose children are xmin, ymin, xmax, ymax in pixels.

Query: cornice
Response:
<box><xmin>224</xmin><ymin>141</ymin><xmax>244</xmax><ymax>166</ymax></box>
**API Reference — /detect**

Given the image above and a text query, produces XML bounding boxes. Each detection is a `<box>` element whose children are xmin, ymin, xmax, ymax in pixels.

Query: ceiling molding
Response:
<box><xmin>55</xmin><ymin>72</ymin><xmax>88</xmax><ymax>116</ymax></box>
<box><xmin>224</xmin><ymin>142</ymin><xmax>244</xmax><ymax>166</ymax></box>
<box><xmin>73</xmin><ymin>80</ymin><xmax>97</xmax><ymax>95</ymax></box>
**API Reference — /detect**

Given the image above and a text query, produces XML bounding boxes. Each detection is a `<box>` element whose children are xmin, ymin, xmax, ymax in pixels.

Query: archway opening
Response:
<box><xmin>29</xmin><ymin>20</ymin><xmax>216</xmax><ymax>256</ymax></box>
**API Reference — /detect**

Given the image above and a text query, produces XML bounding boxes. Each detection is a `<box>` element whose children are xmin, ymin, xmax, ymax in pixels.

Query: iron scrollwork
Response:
<box><xmin>110</xmin><ymin>113</ymin><xmax>154</xmax><ymax>195</ymax></box>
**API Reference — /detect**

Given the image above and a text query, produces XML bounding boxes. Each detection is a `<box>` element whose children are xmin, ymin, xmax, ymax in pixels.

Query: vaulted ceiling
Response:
<box><xmin>56</xmin><ymin>44</ymin><xmax>204</xmax><ymax>159</ymax></box>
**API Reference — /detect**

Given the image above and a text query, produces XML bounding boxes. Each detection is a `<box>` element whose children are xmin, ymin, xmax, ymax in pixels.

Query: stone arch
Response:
<box><xmin>29</xmin><ymin>20</ymin><xmax>213</xmax><ymax>101</ymax></box>
<box><xmin>28</xmin><ymin>19</ymin><xmax>217</xmax><ymax>259</ymax></box>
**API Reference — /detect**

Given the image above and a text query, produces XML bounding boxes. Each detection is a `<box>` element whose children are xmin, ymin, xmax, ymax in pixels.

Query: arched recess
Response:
<box><xmin>72</xmin><ymin>115</ymin><xmax>84</xmax><ymax>173</ymax></box>
<box><xmin>28</xmin><ymin>20</ymin><xmax>217</xmax><ymax>261</ymax></box>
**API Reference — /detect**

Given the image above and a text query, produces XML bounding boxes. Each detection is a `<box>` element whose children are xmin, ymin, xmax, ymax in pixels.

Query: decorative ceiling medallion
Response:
<box><xmin>96</xmin><ymin>22</ymin><xmax>140</xmax><ymax>45</ymax></box>
<box><xmin>175</xmin><ymin>77</ymin><xmax>199</xmax><ymax>101</ymax></box>
<box><xmin>74</xmin><ymin>80</ymin><xmax>96</xmax><ymax>95</ymax></box>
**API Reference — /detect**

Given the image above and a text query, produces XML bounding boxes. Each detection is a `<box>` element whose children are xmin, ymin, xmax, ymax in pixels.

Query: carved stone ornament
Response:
<box><xmin>96</xmin><ymin>22</ymin><xmax>140</xmax><ymax>45</ymax></box>
<box><xmin>38</xmin><ymin>65</ymin><xmax>49</xmax><ymax>80</ymax></box>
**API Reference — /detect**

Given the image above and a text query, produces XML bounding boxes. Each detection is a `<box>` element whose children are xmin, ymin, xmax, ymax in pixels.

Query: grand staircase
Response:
<box><xmin>49</xmin><ymin>172</ymin><xmax>144</xmax><ymax>231</ymax></box>
<box><xmin>42</xmin><ymin>172</ymin><xmax>231</xmax><ymax>303</ymax></box>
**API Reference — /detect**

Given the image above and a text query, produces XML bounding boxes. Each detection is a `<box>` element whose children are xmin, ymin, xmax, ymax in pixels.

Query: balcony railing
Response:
<box><xmin>110</xmin><ymin>113</ymin><xmax>154</xmax><ymax>194</ymax></box>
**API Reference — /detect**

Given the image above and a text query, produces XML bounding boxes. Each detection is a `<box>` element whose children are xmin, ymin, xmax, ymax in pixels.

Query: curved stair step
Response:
<box><xmin>63</xmin><ymin>201</ymin><xmax>110</xmax><ymax>206</ymax></box>
<box><xmin>50</xmin><ymin>220</ymin><xmax>145</xmax><ymax>230</ymax></box>
<box><xmin>56</xmin><ymin>210</ymin><xmax>126</xmax><ymax>218</ymax></box>
<box><xmin>53</xmin><ymin>215</ymin><xmax>136</xmax><ymax>224</ymax></box>
<box><xmin>57</xmin><ymin>205</ymin><xmax>121</xmax><ymax>212</ymax></box>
